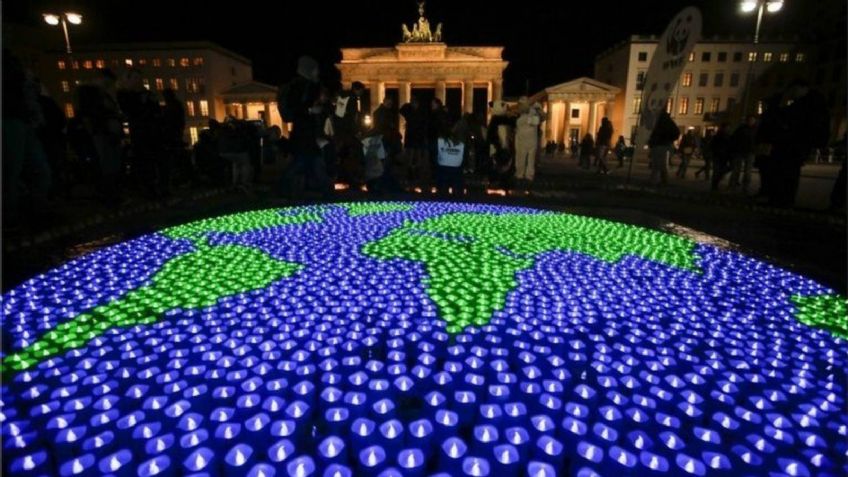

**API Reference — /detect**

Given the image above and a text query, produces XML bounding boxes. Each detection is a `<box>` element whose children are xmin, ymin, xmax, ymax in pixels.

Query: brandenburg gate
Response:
<box><xmin>336</xmin><ymin>3</ymin><xmax>507</xmax><ymax>116</ymax></box>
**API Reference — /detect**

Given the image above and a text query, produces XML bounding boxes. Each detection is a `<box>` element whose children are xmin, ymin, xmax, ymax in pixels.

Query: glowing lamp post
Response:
<box><xmin>43</xmin><ymin>12</ymin><xmax>82</xmax><ymax>54</ymax></box>
<box><xmin>739</xmin><ymin>0</ymin><xmax>783</xmax><ymax>116</ymax></box>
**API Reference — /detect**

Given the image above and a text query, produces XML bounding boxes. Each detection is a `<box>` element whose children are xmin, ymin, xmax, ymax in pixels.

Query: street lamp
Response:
<box><xmin>43</xmin><ymin>12</ymin><xmax>83</xmax><ymax>54</ymax></box>
<box><xmin>738</xmin><ymin>0</ymin><xmax>782</xmax><ymax>116</ymax></box>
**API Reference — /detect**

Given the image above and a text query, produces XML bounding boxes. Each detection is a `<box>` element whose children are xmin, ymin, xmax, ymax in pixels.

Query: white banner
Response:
<box><xmin>635</xmin><ymin>6</ymin><xmax>702</xmax><ymax>148</ymax></box>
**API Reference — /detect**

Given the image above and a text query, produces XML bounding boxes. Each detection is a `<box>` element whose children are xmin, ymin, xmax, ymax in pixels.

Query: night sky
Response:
<box><xmin>4</xmin><ymin>0</ymin><xmax>832</xmax><ymax>95</ymax></box>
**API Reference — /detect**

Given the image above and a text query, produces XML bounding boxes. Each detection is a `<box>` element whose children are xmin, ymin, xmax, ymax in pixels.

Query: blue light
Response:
<box><xmin>1</xmin><ymin>202</ymin><xmax>845</xmax><ymax>476</ymax></box>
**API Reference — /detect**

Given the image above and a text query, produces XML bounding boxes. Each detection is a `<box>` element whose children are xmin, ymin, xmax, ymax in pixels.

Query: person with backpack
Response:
<box><xmin>277</xmin><ymin>55</ymin><xmax>330</xmax><ymax>198</ymax></box>
<box><xmin>436</xmin><ymin>122</ymin><xmax>465</xmax><ymax>196</ymax></box>
<box><xmin>332</xmin><ymin>81</ymin><xmax>365</xmax><ymax>187</ymax></box>
<box><xmin>595</xmin><ymin>117</ymin><xmax>613</xmax><ymax>175</ymax></box>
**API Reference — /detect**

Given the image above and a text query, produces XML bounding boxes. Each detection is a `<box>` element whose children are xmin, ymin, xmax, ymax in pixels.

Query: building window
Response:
<box><xmin>124</xmin><ymin>58</ymin><xmax>133</xmax><ymax>67</ymax></box>
<box><xmin>779</xmin><ymin>52</ymin><xmax>789</xmax><ymax>63</ymax></box>
<box><xmin>169</xmin><ymin>78</ymin><xmax>179</xmax><ymax>90</ymax></box>
<box><xmin>61</xmin><ymin>80</ymin><xmax>70</xmax><ymax>92</ymax></box>
<box><xmin>82</xmin><ymin>60</ymin><xmax>92</xmax><ymax>69</ymax></box>
<box><xmin>709</xmin><ymin>98</ymin><xmax>720</xmax><ymax>113</ymax></box>
<box><xmin>701</xmin><ymin>52</ymin><xmax>711</xmax><ymax>62</ymax></box>
<box><xmin>632</xmin><ymin>97</ymin><xmax>642</xmax><ymax>114</ymax></box>
<box><xmin>142</xmin><ymin>79</ymin><xmax>150</xmax><ymax>90</ymax></box>
<box><xmin>682</xmin><ymin>72</ymin><xmax>693</xmax><ymax>87</ymax></box>
<box><xmin>190</xmin><ymin>127</ymin><xmax>199</xmax><ymax>145</ymax></box>
<box><xmin>679</xmin><ymin>97</ymin><xmax>689</xmax><ymax>115</ymax></box>
<box><xmin>96</xmin><ymin>59</ymin><xmax>105</xmax><ymax>69</ymax></box>
<box><xmin>186</xmin><ymin>101</ymin><xmax>195</xmax><ymax>117</ymax></box>
<box><xmin>155</xmin><ymin>78</ymin><xmax>164</xmax><ymax>90</ymax></box>
<box><xmin>698</xmin><ymin>73</ymin><xmax>708</xmax><ymax>87</ymax></box>
<box><xmin>714</xmin><ymin>73</ymin><xmax>724</xmax><ymax>87</ymax></box>
<box><xmin>763</xmin><ymin>52</ymin><xmax>773</xmax><ymax>62</ymax></box>
<box><xmin>193</xmin><ymin>57</ymin><xmax>204</xmax><ymax>66</ymax></box>
<box><xmin>57</xmin><ymin>60</ymin><xmax>66</xmax><ymax>70</ymax></box>
<box><xmin>64</xmin><ymin>103</ymin><xmax>74</xmax><ymax>118</ymax></box>
<box><xmin>636</xmin><ymin>71</ymin><xmax>646</xmax><ymax>90</ymax></box>
<box><xmin>637</xmin><ymin>51</ymin><xmax>648</xmax><ymax>62</ymax></box>
<box><xmin>666</xmin><ymin>98</ymin><xmax>673</xmax><ymax>114</ymax></box>
<box><xmin>795</xmin><ymin>52</ymin><xmax>805</xmax><ymax>62</ymax></box>
<box><xmin>757</xmin><ymin>100</ymin><xmax>764</xmax><ymax>115</ymax></box>
<box><xmin>199</xmin><ymin>100</ymin><xmax>209</xmax><ymax>116</ymax></box>
<box><xmin>748</xmin><ymin>52</ymin><xmax>757</xmax><ymax>62</ymax></box>
<box><xmin>571</xmin><ymin>108</ymin><xmax>580</xmax><ymax>119</ymax></box>
<box><xmin>688</xmin><ymin>52</ymin><xmax>695</xmax><ymax>62</ymax></box>
<box><xmin>180</xmin><ymin>57</ymin><xmax>190</xmax><ymax>67</ymax></box>
<box><xmin>730</xmin><ymin>72</ymin><xmax>740</xmax><ymax>87</ymax></box>
<box><xmin>138</xmin><ymin>59</ymin><xmax>148</xmax><ymax>66</ymax></box>
<box><xmin>153</xmin><ymin>58</ymin><xmax>162</xmax><ymax>67</ymax></box>
<box><xmin>72</xmin><ymin>60</ymin><xmax>79</xmax><ymax>69</ymax></box>
<box><xmin>694</xmin><ymin>97</ymin><xmax>704</xmax><ymax>115</ymax></box>
<box><xmin>717</xmin><ymin>52</ymin><xmax>727</xmax><ymax>62</ymax></box>
<box><xmin>167</xmin><ymin>58</ymin><xmax>176</xmax><ymax>67</ymax></box>
<box><xmin>727</xmin><ymin>97</ymin><xmax>737</xmax><ymax>111</ymax></box>
<box><xmin>733</xmin><ymin>52</ymin><xmax>743</xmax><ymax>62</ymax></box>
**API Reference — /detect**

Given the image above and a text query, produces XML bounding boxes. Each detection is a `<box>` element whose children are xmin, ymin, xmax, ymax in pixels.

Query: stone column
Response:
<box><xmin>587</xmin><ymin>100</ymin><xmax>597</xmax><ymax>138</ymax></box>
<box><xmin>463</xmin><ymin>80</ymin><xmax>474</xmax><ymax>114</ymax></box>
<box><xmin>242</xmin><ymin>103</ymin><xmax>249</xmax><ymax>120</ymax></box>
<box><xmin>263</xmin><ymin>102</ymin><xmax>271</xmax><ymax>126</ymax></box>
<box><xmin>435</xmin><ymin>81</ymin><xmax>447</xmax><ymax>103</ymax></box>
<box><xmin>372</xmin><ymin>81</ymin><xmax>386</xmax><ymax>113</ymax></box>
<box><xmin>399</xmin><ymin>81</ymin><xmax>412</xmax><ymax>141</ymax></box>
<box><xmin>399</xmin><ymin>81</ymin><xmax>412</xmax><ymax>106</ymax></box>
<box><xmin>492</xmin><ymin>79</ymin><xmax>503</xmax><ymax>101</ymax></box>
<box><xmin>561</xmin><ymin>101</ymin><xmax>571</xmax><ymax>145</ymax></box>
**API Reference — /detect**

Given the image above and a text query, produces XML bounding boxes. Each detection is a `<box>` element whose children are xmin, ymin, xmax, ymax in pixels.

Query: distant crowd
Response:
<box><xmin>3</xmin><ymin>49</ymin><xmax>844</xmax><ymax>232</ymax></box>
<box><xmin>641</xmin><ymin>79</ymin><xmax>841</xmax><ymax>208</ymax></box>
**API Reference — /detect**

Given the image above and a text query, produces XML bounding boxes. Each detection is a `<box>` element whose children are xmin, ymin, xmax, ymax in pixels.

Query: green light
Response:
<box><xmin>791</xmin><ymin>294</ymin><xmax>848</xmax><ymax>339</ymax></box>
<box><xmin>2</xmin><ymin>245</ymin><xmax>302</xmax><ymax>372</ymax></box>
<box><xmin>340</xmin><ymin>203</ymin><xmax>414</xmax><ymax>217</ymax></box>
<box><xmin>364</xmin><ymin>212</ymin><xmax>698</xmax><ymax>332</ymax></box>
<box><xmin>162</xmin><ymin>207</ymin><xmax>326</xmax><ymax>242</ymax></box>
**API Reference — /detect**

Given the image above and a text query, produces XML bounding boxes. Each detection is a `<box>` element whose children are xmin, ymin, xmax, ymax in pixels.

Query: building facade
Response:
<box><xmin>40</xmin><ymin>42</ymin><xmax>255</xmax><ymax>144</ymax></box>
<box><xmin>529</xmin><ymin>77</ymin><xmax>620</xmax><ymax>148</ymax></box>
<box><xmin>337</xmin><ymin>5</ymin><xmax>507</xmax><ymax>123</ymax></box>
<box><xmin>594</xmin><ymin>35</ymin><xmax>811</xmax><ymax>142</ymax></box>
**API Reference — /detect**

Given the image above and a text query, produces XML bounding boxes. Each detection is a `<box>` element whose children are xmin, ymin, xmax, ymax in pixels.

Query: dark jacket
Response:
<box><xmin>399</xmin><ymin>103</ymin><xmax>427</xmax><ymax>148</ymax></box>
<box><xmin>331</xmin><ymin>91</ymin><xmax>360</xmax><ymax>139</ymax></box>
<box><xmin>782</xmin><ymin>90</ymin><xmax>830</xmax><ymax>160</ymax></box>
<box><xmin>117</xmin><ymin>89</ymin><xmax>162</xmax><ymax>151</ymax></box>
<box><xmin>162</xmin><ymin>100</ymin><xmax>186</xmax><ymax>146</ymax></box>
<box><xmin>648</xmin><ymin>113</ymin><xmax>680</xmax><ymax>147</ymax></box>
<box><xmin>710</xmin><ymin>129</ymin><xmax>731</xmax><ymax>164</ymax></box>
<box><xmin>373</xmin><ymin>104</ymin><xmax>398</xmax><ymax>137</ymax></box>
<box><xmin>596</xmin><ymin>120</ymin><xmax>613</xmax><ymax>148</ymax></box>
<box><xmin>729</xmin><ymin>124</ymin><xmax>756</xmax><ymax>157</ymax></box>
<box><xmin>428</xmin><ymin>107</ymin><xmax>449</xmax><ymax>145</ymax></box>
<box><xmin>284</xmin><ymin>76</ymin><xmax>320</xmax><ymax>155</ymax></box>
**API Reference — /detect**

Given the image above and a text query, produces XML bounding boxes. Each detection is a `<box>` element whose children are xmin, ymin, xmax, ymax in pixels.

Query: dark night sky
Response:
<box><xmin>3</xmin><ymin>0</ymin><xmax>833</xmax><ymax>95</ymax></box>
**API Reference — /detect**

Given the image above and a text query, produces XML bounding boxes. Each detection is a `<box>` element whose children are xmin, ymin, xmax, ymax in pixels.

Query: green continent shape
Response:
<box><xmin>791</xmin><ymin>294</ymin><xmax>847</xmax><ymax>339</ymax></box>
<box><xmin>2</xmin><ymin>245</ymin><xmax>302</xmax><ymax>372</ymax></box>
<box><xmin>363</xmin><ymin>212</ymin><xmax>697</xmax><ymax>332</ymax></box>
<box><xmin>161</xmin><ymin>207</ymin><xmax>326</xmax><ymax>241</ymax></box>
<box><xmin>340</xmin><ymin>202</ymin><xmax>414</xmax><ymax>217</ymax></box>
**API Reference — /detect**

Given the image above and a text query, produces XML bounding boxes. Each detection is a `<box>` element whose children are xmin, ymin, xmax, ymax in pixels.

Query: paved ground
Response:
<box><xmin>3</xmin><ymin>156</ymin><xmax>845</xmax><ymax>295</ymax></box>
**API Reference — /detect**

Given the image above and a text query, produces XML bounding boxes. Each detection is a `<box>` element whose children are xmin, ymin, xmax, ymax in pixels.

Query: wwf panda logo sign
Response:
<box><xmin>635</xmin><ymin>6</ymin><xmax>702</xmax><ymax>148</ymax></box>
